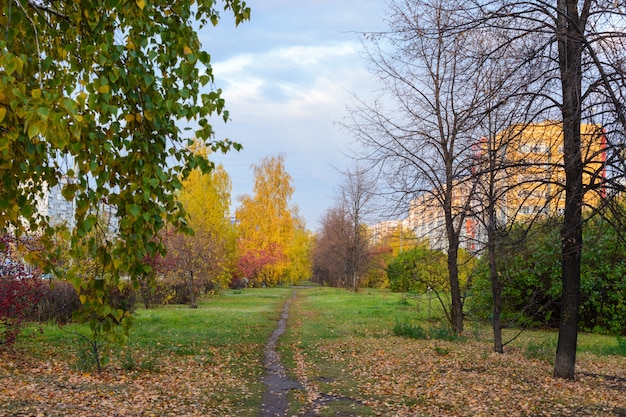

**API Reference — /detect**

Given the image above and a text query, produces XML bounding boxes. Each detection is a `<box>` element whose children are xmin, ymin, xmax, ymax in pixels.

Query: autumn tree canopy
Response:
<box><xmin>164</xmin><ymin>163</ymin><xmax>236</xmax><ymax>306</ymax></box>
<box><xmin>0</xmin><ymin>0</ymin><xmax>249</xmax><ymax>340</ymax></box>
<box><xmin>235</xmin><ymin>155</ymin><xmax>309</xmax><ymax>286</ymax></box>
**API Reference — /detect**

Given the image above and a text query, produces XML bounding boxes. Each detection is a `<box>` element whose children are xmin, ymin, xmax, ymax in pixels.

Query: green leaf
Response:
<box><xmin>128</xmin><ymin>204</ymin><xmax>141</xmax><ymax>218</ymax></box>
<box><xmin>37</xmin><ymin>106</ymin><xmax>50</xmax><ymax>121</ymax></box>
<box><xmin>27</xmin><ymin>121</ymin><xmax>42</xmax><ymax>138</ymax></box>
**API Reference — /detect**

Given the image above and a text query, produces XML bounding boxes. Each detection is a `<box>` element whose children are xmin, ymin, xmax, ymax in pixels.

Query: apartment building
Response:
<box><xmin>405</xmin><ymin>121</ymin><xmax>606</xmax><ymax>253</ymax></box>
<box><xmin>44</xmin><ymin>177</ymin><xmax>78</xmax><ymax>229</ymax></box>
<box><xmin>407</xmin><ymin>178</ymin><xmax>477</xmax><ymax>252</ymax></box>
<box><xmin>492</xmin><ymin>121</ymin><xmax>606</xmax><ymax>219</ymax></box>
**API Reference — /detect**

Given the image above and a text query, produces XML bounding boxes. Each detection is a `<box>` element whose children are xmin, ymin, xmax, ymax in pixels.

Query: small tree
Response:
<box><xmin>0</xmin><ymin>0</ymin><xmax>249</xmax><ymax>359</ymax></box>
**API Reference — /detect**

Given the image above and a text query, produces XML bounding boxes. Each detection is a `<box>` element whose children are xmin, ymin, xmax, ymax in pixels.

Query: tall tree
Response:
<box><xmin>468</xmin><ymin>0</ymin><xmax>626</xmax><ymax>380</ymax></box>
<box><xmin>312</xmin><ymin>206</ymin><xmax>352</xmax><ymax>288</ymax></box>
<box><xmin>168</xmin><ymin>162</ymin><xmax>236</xmax><ymax>306</ymax></box>
<box><xmin>347</xmin><ymin>0</ymin><xmax>487</xmax><ymax>333</ymax></box>
<box><xmin>0</xmin><ymin>0</ymin><xmax>249</xmax><ymax>340</ymax></box>
<box><xmin>284</xmin><ymin>213</ymin><xmax>313</xmax><ymax>283</ymax></box>
<box><xmin>235</xmin><ymin>155</ymin><xmax>296</xmax><ymax>286</ymax></box>
<box><xmin>338</xmin><ymin>164</ymin><xmax>377</xmax><ymax>291</ymax></box>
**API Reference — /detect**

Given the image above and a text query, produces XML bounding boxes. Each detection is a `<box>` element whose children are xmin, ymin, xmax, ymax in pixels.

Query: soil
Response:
<box><xmin>259</xmin><ymin>291</ymin><xmax>363</xmax><ymax>417</ymax></box>
<box><xmin>259</xmin><ymin>292</ymin><xmax>303</xmax><ymax>417</ymax></box>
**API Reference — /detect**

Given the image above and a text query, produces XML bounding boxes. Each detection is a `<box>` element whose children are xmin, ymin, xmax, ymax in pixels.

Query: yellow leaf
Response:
<box><xmin>98</xmin><ymin>85</ymin><xmax>110</xmax><ymax>94</ymax></box>
<box><xmin>183</xmin><ymin>45</ymin><xmax>193</xmax><ymax>55</ymax></box>
<box><xmin>125</xmin><ymin>114</ymin><xmax>135</xmax><ymax>123</ymax></box>
<box><xmin>136</xmin><ymin>0</ymin><xmax>146</xmax><ymax>10</ymax></box>
<box><xmin>135</xmin><ymin>113</ymin><xmax>142</xmax><ymax>122</ymax></box>
<box><xmin>31</xmin><ymin>89</ymin><xmax>42</xmax><ymax>99</ymax></box>
<box><xmin>0</xmin><ymin>107</ymin><xmax>6</xmax><ymax>123</ymax></box>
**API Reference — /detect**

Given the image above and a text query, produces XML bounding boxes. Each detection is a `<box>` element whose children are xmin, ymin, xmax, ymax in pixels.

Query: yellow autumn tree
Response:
<box><xmin>284</xmin><ymin>213</ymin><xmax>313</xmax><ymax>283</ymax></box>
<box><xmin>384</xmin><ymin>224</ymin><xmax>418</xmax><ymax>257</ymax></box>
<box><xmin>235</xmin><ymin>155</ymin><xmax>301</xmax><ymax>286</ymax></box>
<box><xmin>165</xmin><ymin>160</ymin><xmax>236</xmax><ymax>305</ymax></box>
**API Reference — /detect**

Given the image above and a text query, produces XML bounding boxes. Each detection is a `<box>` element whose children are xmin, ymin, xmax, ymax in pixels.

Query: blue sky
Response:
<box><xmin>198</xmin><ymin>1</ymin><xmax>388</xmax><ymax>230</ymax></box>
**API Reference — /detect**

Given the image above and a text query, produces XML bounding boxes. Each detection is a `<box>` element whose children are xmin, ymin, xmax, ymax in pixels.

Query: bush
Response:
<box><xmin>109</xmin><ymin>283</ymin><xmax>137</xmax><ymax>314</ymax></box>
<box><xmin>393</xmin><ymin>319</ymin><xmax>465</xmax><ymax>342</ymax></box>
<box><xmin>36</xmin><ymin>280</ymin><xmax>81</xmax><ymax>323</ymax></box>
<box><xmin>469</xmin><ymin>216</ymin><xmax>626</xmax><ymax>335</ymax></box>
<box><xmin>0</xmin><ymin>271</ymin><xmax>46</xmax><ymax>347</ymax></box>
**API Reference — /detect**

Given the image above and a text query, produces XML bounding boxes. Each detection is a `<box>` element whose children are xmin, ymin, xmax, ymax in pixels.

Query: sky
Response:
<box><xmin>197</xmin><ymin>1</ymin><xmax>389</xmax><ymax>230</ymax></box>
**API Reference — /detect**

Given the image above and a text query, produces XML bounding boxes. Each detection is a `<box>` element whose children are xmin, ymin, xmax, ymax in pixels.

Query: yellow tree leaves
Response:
<box><xmin>169</xmin><ymin>164</ymin><xmax>236</xmax><ymax>294</ymax></box>
<box><xmin>235</xmin><ymin>155</ymin><xmax>311</xmax><ymax>285</ymax></box>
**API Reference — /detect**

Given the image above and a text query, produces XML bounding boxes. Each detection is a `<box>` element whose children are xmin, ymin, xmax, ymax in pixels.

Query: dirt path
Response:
<box><xmin>259</xmin><ymin>292</ymin><xmax>303</xmax><ymax>417</ymax></box>
<box><xmin>259</xmin><ymin>290</ymin><xmax>364</xmax><ymax>417</ymax></box>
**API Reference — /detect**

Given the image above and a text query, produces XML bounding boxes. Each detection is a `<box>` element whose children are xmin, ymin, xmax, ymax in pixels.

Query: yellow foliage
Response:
<box><xmin>176</xmin><ymin>164</ymin><xmax>236</xmax><ymax>290</ymax></box>
<box><xmin>235</xmin><ymin>155</ymin><xmax>311</xmax><ymax>285</ymax></box>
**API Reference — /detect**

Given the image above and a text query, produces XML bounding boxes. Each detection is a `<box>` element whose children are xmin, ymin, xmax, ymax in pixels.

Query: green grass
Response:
<box><xmin>5</xmin><ymin>286</ymin><xmax>624</xmax><ymax>417</ymax></box>
<box><xmin>8</xmin><ymin>287</ymin><xmax>294</xmax><ymax>417</ymax></box>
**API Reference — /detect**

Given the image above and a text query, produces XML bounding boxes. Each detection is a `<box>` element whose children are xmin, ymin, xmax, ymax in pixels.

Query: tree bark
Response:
<box><xmin>488</xmin><ymin>221</ymin><xmax>504</xmax><ymax>353</ymax></box>
<box><xmin>554</xmin><ymin>0</ymin><xmax>585</xmax><ymax>380</ymax></box>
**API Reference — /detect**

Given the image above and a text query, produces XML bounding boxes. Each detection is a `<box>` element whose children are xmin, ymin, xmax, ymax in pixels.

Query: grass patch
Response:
<box><xmin>393</xmin><ymin>319</ymin><xmax>465</xmax><ymax>342</ymax></box>
<box><xmin>2</xmin><ymin>287</ymin><xmax>293</xmax><ymax>417</ymax></box>
<box><xmin>524</xmin><ymin>339</ymin><xmax>557</xmax><ymax>364</ymax></box>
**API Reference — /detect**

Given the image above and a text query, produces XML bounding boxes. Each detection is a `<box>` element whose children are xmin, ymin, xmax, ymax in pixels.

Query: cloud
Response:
<box><xmin>198</xmin><ymin>1</ymin><xmax>386</xmax><ymax>229</ymax></box>
<box><xmin>213</xmin><ymin>42</ymin><xmax>364</xmax><ymax>108</ymax></box>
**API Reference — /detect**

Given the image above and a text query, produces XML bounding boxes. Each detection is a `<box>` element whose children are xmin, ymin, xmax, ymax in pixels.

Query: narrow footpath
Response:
<box><xmin>259</xmin><ymin>292</ymin><xmax>303</xmax><ymax>417</ymax></box>
<box><xmin>259</xmin><ymin>290</ymin><xmax>362</xmax><ymax>417</ymax></box>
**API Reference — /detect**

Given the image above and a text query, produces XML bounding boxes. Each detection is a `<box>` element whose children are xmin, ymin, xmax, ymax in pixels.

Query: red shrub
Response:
<box><xmin>0</xmin><ymin>268</ymin><xmax>45</xmax><ymax>347</ymax></box>
<box><xmin>0</xmin><ymin>236</ymin><xmax>46</xmax><ymax>347</ymax></box>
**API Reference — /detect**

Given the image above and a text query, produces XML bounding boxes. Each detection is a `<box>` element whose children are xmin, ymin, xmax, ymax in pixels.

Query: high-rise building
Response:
<box><xmin>406</xmin><ymin>121</ymin><xmax>607</xmax><ymax>252</ymax></box>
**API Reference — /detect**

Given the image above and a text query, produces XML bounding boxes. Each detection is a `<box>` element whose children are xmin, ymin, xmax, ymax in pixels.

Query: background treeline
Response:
<box><xmin>311</xmin><ymin>210</ymin><xmax>626</xmax><ymax>336</ymax></box>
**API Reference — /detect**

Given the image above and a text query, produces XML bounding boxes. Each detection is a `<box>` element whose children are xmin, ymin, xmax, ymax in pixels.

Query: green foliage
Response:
<box><xmin>524</xmin><ymin>339</ymin><xmax>556</xmax><ymax>365</ymax></box>
<box><xmin>469</xmin><ymin>220</ymin><xmax>563</xmax><ymax>328</ymax></box>
<box><xmin>386</xmin><ymin>244</ymin><xmax>476</xmax><ymax>294</ymax></box>
<box><xmin>386</xmin><ymin>244</ymin><xmax>447</xmax><ymax>293</ymax></box>
<box><xmin>579</xmin><ymin>217</ymin><xmax>626</xmax><ymax>335</ymax></box>
<box><xmin>393</xmin><ymin>319</ymin><xmax>465</xmax><ymax>342</ymax></box>
<box><xmin>0</xmin><ymin>0</ymin><xmax>249</xmax><ymax>353</ymax></box>
<box><xmin>470</xmin><ymin>216</ymin><xmax>626</xmax><ymax>334</ymax></box>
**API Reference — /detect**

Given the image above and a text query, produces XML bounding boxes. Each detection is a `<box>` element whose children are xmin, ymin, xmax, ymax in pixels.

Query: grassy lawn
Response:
<box><xmin>280</xmin><ymin>287</ymin><xmax>626</xmax><ymax>417</ymax></box>
<box><xmin>1</xmin><ymin>285</ymin><xmax>624</xmax><ymax>417</ymax></box>
<box><xmin>0</xmin><ymin>287</ymin><xmax>293</xmax><ymax>417</ymax></box>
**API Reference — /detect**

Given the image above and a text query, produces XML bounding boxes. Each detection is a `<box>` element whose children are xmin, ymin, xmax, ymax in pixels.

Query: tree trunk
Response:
<box><xmin>554</xmin><ymin>0</ymin><xmax>584</xmax><ymax>380</ymax></box>
<box><xmin>187</xmin><ymin>272</ymin><xmax>197</xmax><ymax>309</ymax></box>
<box><xmin>139</xmin><ymin>276</ymin><xmax>152</xmax><ymax>309</ymax></box>
<box><xmin>447</xmin><ymin>236</ymin><xmax>464</xmax><ymax>334</ymax></box>
<box><xmin>488</xmin><ymin>223</ymin><xmax>504</xmax><ymax>353</ymax></box>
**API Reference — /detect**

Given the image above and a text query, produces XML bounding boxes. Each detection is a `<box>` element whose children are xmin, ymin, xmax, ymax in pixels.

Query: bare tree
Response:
<box><xmin>312</xmin><ymin>207</ymin><xmax>352</xmax><ymax>288</ymax></box>
<box><xmin>346</xmin><ymin>0</ymin><xmax>495</xmax><ymax>333</ymax></box>
<box><xmin>338</xmin><ymin>164</ymin><xmax>378</xmax><ymax>291</ymax></box>
<box><xmin>464</xmin><ymin>0</ymin><xmax>626</xmax><ymax>380</ymax></box>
